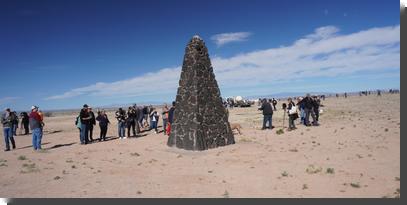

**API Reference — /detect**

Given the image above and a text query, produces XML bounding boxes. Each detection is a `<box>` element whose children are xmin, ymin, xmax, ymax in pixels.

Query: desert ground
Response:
<box><xmin>0</xmin><ymin>93</ymin><xmax>400</xmax><ymax>198</ymax></box>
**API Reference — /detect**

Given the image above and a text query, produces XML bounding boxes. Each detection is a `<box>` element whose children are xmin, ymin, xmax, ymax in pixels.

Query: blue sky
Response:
<box><xmin>0</xmin><ymin>0</ymin><xmax>400</xmax><ymax>111</ymax></box>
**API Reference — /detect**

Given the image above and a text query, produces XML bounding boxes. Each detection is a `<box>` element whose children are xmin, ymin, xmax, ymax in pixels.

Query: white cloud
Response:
<box><xmin>0</xmin><ymin>97</ymin><xmax>21</xmax><ymax>106</ymax></box>
<box><xmin>211</xmin><ymin>32</ymin><xmax>252</xmax><ymax>47</ymax></box>
<box><xmin>46</xmin><ymin>25</ymin><xmax>400</xmax><ymax>101</ymax></box>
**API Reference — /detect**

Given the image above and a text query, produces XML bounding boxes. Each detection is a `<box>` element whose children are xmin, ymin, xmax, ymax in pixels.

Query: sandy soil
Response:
<box><xmin>0</xmin><ymin>94</ymin><xmax>400</xmax><ymax>198</ymax></box>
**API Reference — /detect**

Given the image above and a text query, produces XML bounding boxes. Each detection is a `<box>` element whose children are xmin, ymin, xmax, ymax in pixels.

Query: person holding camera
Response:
<box><xmin>126</xmin><ymin>106</ymin><xmax>137</xmax><ymax>137</ymax></box>
<box><xmin>116</xmin><ymin>108</ymin><xmax>127</xmax><ymax>139</ymax></box>
<box><xmin>287</xmin><ymin>98</ymin><xmax>298</xmax><ymax>131</ymax></box>
<box><xmin>1</xmin><ymin>108</ymin><xmax>17</xmax><ymax>151</ymax></box>
<box><xmin>29</xmin><ymin>106</ymin><xmax>44</xmax><ymax>150</ymax></box>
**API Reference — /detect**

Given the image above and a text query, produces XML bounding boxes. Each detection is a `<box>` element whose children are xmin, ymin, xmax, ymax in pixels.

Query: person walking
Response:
<box><xmin>166</xmin><ymin>101</ymin><xmax>176</xmax><ymax>135</ymax></box>
<box><xmin>287</xmin><ymin>98</ymin><xmax>298</xmax><ymax>131</ymax></box>
<box><xmin>29</xmin><ymin>106</ymin><xmax>43</xmax><ymax>150</ymax></box>
<box><xmin>161</xmin><ymin>104</ymin><xmax>169</xmax><ymax>135</ymax></box>
<box><xmin>96</xmin><ymin>110</ymin><xmax>110</xmax><ymax>141</ymax></box>
<box><xmin>115</xmin><ymin>108</ymin><xmax>126</xmax><ymax>139</ymax></box>
<box><xmin>79</xmin><ymin>104</ymin><xmax>91</xmax><ymax>145</ymax></box>
<box><xmin>258</xmin><ymin>99</ymin><xmax>273</xmax><ymax>130</ymax></box>
<box><xmin>87</xmin><ymin>107</ymin><xmax>96</xmax><ymax>142</ymax></box>
<box><xmin>1</xmin><ymin>108</ymin><xmax>16</xmax><ymax>151</ymax></box>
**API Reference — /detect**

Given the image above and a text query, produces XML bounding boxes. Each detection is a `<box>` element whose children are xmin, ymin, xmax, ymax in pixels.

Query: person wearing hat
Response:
<box><xmin>79</xmin><ymin>104</ymin><xmax>92</xmax><ymax>144</ymax></box>
<box><xmin>29</xmin><ymin>106</ymin><xmax>43</xmax><ymax>150</ymax></box>
<box><xmin>1</xmin><ymin>108</ymin><xmax>17</xmax><ymax>151</ymax></box>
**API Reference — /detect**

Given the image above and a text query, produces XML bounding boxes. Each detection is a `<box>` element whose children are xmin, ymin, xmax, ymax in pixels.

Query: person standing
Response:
<box><xmin>87</xmin><ymin>107</ymin><xmax>96</xmax><ymax>142</ymax></box>
<box><xmin>258</xmin><ymin>99</ymin><xmax>273</xmax><ymax>130</ymax></box>
<box><xmin>303</xmin><ymin>94</ymin><xmax>317</xmax><ymax>126</ymax></box>
<box><xmin>166</xmin><ymin>101</ymin><xmax>176</xmax><ymax>135</ymax></box>
<box><xmin>161</xmin><ymin>104</ymin><xmax>169</xmax><ymax>135</ymax></box>
<box><xmin>126</xmin><ymin>106</ymin><xmax>137</xmax><ymax>137</ymax></box>
<box><xmin>20</xmin><ymin>112</ymin><xmax>30</xmax><ymax>135</ymax></box>
<box><xmin>313</xmin><ymin>96</ymin><xmax>321</xmax><ymax>124</ymax></box>
<box><xmin>297</xmin><ymin>97</ymin><xmax>306</xmax><ymax>126</ymax></box>
<box><xmin>29</xmin><ymin>106</ymin><xmax>43</xmax><ymax>150</ymax></box>
<box><xmin>272</xmin><ymin>98</ymin><xmax>278</xmax><ymax>111</ymax></box>
<box><xmin>12</xmin><ymin>111</ymin><xmax>19</xmax><ymax>136</ymax></box>
<box><xmin>75</xmin><ymin>113</ymin><xmax>82</xmax><ymax>143</ymax></box>
<box><xmin>287</xmin><ymin>98</ymin><xmax>298</xmax><ymax>131</ymax></box>
<box><xmin>79</xmin><ymin>104</ymin><xmax>91</xmax><ymax>145</ymax></box>
<box><xmin>115</xmin><ymin>108</ymin><xmax>126</xmax><ymax>139</ymax></box>
<box><xmin>1</xmin><ymin>108</ymin><xmax>16</xmax><ymax>151</ymax></box>
<box><xmin>96</xmin><ymin>110</ymin><xmax>110</xmax><ymax>141</ymax></box>
<box><xmin>149</xmin><ymin>108</ymin><xmax>159</xmax><ymax>134</ymax></box>
<box><xmin>137</xmin><ymin>105</ymin><xmax>144</xmax><ymax>132</ymax></box>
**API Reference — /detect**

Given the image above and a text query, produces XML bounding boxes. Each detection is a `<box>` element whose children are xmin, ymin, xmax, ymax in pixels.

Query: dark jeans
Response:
<box><xmin>118</xmin><ymin>121</ymin><xmax>126</xmax><ymax>138</ymax></box>
<box><xmin>127</xmin><ymin>120</ymin><xmax>136</xmax><ymax>137</ymax></box>
<box><xmin>314</xmin><ymin>108</ymin><xmax>319</xmax><ymax>122</ymax></box>
<box><xmin>163</xmin><ymin>118</ymin><xmax>168</xmax><ymax>133</ymax></box>
<box><xmin>99</xmin><ymin>125</ymin><xmax>108</xmax><ymax>141</ymax></box>
<box><xmin>262</xmin><ymin>114</ymin><xmax>273</xmax><ymax>129</ymax></box>
<box><xmin>304</xmin><ymin>108</ymin><xmax>317</xmax><ymax>126</ymax></box>
<box><xmin>288</xmin><ymin>115</ymin><xmax>296</xmax><ymax>129</ymax></box>
<box><xmin>23</xmin><ymin>122</ymin><xmax>29</xmax><ymax>135</ymax></box>
<box><xmin>80</xmin><ymin>124</ymin><xmax>88</xmax><ymax>144</ymax></box>
<box><xmin>150</xmin><ymin>121</ymin><xmax>158</xmax><ymax>132</ymax></box>
<box><xmin>3</xmin><ymin>127</ymin><xmax>16</xmax><ymax>150</ymax></box>
<box><xmin>88</xmin><ymin>124</ymin><xmax>94</xmax><ymax>141</ymax></box>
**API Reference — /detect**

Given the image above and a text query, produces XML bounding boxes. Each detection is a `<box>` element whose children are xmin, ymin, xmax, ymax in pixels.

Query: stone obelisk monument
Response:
<box><xmin>167</xmin><ymin>35</ymin><xmax>235</xmax><ymax>151</ymax></box>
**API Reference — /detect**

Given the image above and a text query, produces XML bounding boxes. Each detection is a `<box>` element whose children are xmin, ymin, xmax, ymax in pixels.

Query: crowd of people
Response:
<box><xmin>1</xmin><ymin>88</ymin><xmax>400</xmax><ymax>151</ymax></box>
<box><xmin>74</xmin><ymin>102</ymin><xmax>176</xmax><ymax>145</ymax></box>
<box><xmin>258</xmin><ymin>93</ymin><xmax>322</xmax><ymax>132</ymax></box>
<box><xmin>1</xmin><ymin>106</ymin><xmax>44</xmax><ymax>151</ymax></box>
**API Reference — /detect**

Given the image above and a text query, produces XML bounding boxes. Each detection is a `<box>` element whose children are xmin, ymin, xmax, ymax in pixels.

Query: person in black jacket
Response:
<box><xmin>116</xmin><ymin>108</ymin><xmax>127</xmax><ymax>139</ymax></box>
<box><xmin>96</xmin><ymin>110</ymin><xmax>110</xmax><ymax>141</ymax></box>
<box><xmin>166</xmin><ymin>101</ymin><xmax>176</xmax><ymax>135</ymax></box>
<box><xmin>87</xmin><ymin>107</ymin><xmax>96</xmax><ymax>142</ymax></box>
<box><xmin>272</xmin><ymin>98</ymin><xmax>278</xmax><ymax>111</ymax></box>
<box><xmin>126</xmin><ymin>106</ymin><xmax>137</xmax><ymax>137</ymax></box>
<box><xmin>313</xmin><ymin>96</ymin><xmax>321</xmax><ymax>123</ymax></box>
<box><xmin>258</xmin><ymin>99</ymin><xmax>273</xmax><ymax>130</ymax></box>
<box><xmin>303</xmin><ymin>94</ymin><xmax>318</xmax><ymax>126</ymax></box>
<box><xmin>20</xmin><ymin>112</ymin><xmax>30</xmax><ymax>135</ymax></box>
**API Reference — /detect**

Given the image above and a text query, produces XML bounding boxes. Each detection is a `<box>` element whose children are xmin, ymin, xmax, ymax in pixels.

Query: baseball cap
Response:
<box><xmin>83</xmin><ymin>104</ymin><xmax>89</xmax><ymax>108</ymax></box>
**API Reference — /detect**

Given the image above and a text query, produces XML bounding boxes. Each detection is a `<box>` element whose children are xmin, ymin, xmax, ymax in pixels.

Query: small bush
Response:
<box><xmin>326</xmin><ymin>168</ymin><xmax>335</xmax><ymax>174</ymax></box>
<box><xmin>350</xmin><ymin>182</ymin><xmax>361</xmax><ymax>188</ymax></box>
<box><xmin>18</xmin><ymin>155</ymin><xmax>27</xmax><ymax>160</ymax></box>
<box><xmin>276</xmin><ymin>129</ymin><xmax>284</xmax><ymax>135</ymax></box>
<box><xmin>281</xmin><ymin>171</ymin><xmax>289</xmax><ymax>177</ymax></box>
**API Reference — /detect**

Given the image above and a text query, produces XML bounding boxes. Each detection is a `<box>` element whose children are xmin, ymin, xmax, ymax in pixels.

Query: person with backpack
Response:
<box><xmin>1</xmin><ymin>108</ymin><xmax>16</xmax><ymax>151</ymax></box>
<box><xmin>287</xmin><ymin>98</ymin><xmax>298</xmax><ymax>131</ymax></box>
<box><xmin>115</xmin><ymin>108</ymin><xmax>127</xmax><ymax>139</ymax></box>
<box><xmin>258</xmin><ymin>98</ymin><xmax>273</xmax><ymax>130</ymax></box>
<box><xmin>303</xmin><ymin>94</ymin><xmax>318</xmax><ymax>126</ymax></box>
<box><xmin>96</xmin><ymin>110</ymin><xmax>110</xmax><ymax>141</ymax></box>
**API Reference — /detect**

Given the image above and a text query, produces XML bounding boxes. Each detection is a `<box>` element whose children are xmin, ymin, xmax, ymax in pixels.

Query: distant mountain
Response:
<box><xmin>245</xmin><ymin>92</ymin><xmax>335</xmax><ymax>100</ymax></box>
